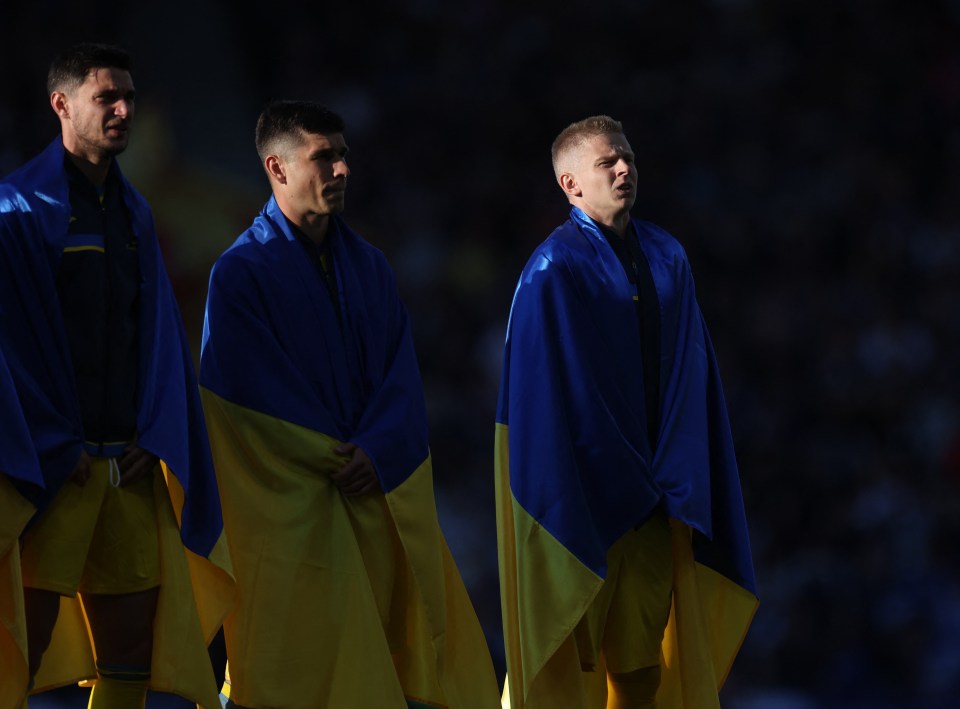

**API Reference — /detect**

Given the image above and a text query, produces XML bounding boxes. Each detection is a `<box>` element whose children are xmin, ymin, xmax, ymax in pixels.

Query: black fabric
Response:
<box><xmin>290</xmin><ymin>219</ymin><xmax>343</xmax><ymax>331</ymax></box>
<box><xmin>56</xmin><ymin>158</ymin><xmax>140</xmax><ymax>448</ymax></box>
<box><xmin>602</xmin><ymin>222</ymin><xmax>662</xmax><ymax>452</ymax></box>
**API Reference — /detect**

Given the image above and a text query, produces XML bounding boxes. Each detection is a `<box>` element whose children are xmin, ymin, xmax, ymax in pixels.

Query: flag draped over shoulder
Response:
<box><xmin>200</xmin><ymin>195</ymin><xmax>499</xmax><ymax>709</ymax></box>
<box><xmin>0</xmin><ymin>351</ymin><xmax>41</xmax><ymax>702</ymax></box>
<box><xmin>0</xmin><ymin>139</ymin><xmax>234</xmax><ymax>709</ymax></box>
<box><xmin>496</xmin><ymin>207</ymin><xmax>758</xmax><ymax>708</ymax></box>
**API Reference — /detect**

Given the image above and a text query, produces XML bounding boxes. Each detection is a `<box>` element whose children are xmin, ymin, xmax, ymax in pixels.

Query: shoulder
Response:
<box><xmin>2</xmin><ymin>139</ymin><xmax>70</xmax><ymax>197</ymax></box>
<box><xmin>212</xmin><ymin>226</ymin><xmax>267</xmax><ymax>277</ymax></box>
<box><xmin>209</xmin><ymin>214</ymin><xmax>277</xmax><ymax>285</ymax></box>
<box><xmin>520</xmin><ymin>218</ymin><xmax>597</xmax><ymax>281</ymax></box>
<box><xmin>0</xmin><ymin>151</ymin><xmax>67</xmax><ymax>244</ymax></box>
<box><xmin>0</xmin><ymin>148</ymin><xmax>60</xmax><ymax>215</ymax></box>
<box><xmin>510</xmin><ymin>221</ymin><xmax>593</xmax><ymax>309</ymax></box>
<box><xmin>529</xmin><ymin>219</ymin><xmax>588</xmax><ymax>267</ymax></box>
<box><xmin>0</xmin><ymin>180</ymin><xmax>29</xmax><ymax>215</ymax></box>
<box><xmin>1</xmin><ymin>147</ymin><xmax>47</xmax><ymax>192</ymax></box>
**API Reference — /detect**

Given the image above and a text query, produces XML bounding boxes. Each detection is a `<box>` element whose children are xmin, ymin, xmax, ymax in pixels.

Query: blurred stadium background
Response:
<box><xmin>5</xmin><ymin>1</ymin><xmax>960</xmax><ymax>706</ymax></box>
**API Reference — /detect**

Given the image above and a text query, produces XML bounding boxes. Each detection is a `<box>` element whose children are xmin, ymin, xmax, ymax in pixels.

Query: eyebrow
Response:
<box><xmin>95</xmin><ymin>88</ymin><xmax>136</xmax><ymax>101</ymax></box>
<box><xmin>311</xmin><ymin>145</ymin><xmax>350</xmax><ymax>160</ymax></box>
<box><xmin>596</xmin><ymin>150</ymin><xmax>634</xmax><ymax>163</ymax></box>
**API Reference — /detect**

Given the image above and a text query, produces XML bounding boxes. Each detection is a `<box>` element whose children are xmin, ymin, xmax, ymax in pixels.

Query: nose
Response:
<box><xmin>335</xmin><ymin>158</ymin><xmax>350</xmax><ymax>179</ymax></box>
<box><xmin>114</xmin><ymin>99</ymin><xmax>132</xmax><ymax>118</ymax></box>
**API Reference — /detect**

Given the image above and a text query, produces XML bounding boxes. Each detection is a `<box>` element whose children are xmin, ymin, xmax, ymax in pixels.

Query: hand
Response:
<box><xmin>330</xmin><ymin>443</ymin><xmax>381</xmax><ymax>496</ymax></box>
<box><xmin>70</xmin><ymin>450</ymin><xmax>93</xmax><ymax>486</ymax></box>
<box><xmin>117</xmin><ymin>444</ymin><xmax>159</xmax><ymax>487</ymax></box>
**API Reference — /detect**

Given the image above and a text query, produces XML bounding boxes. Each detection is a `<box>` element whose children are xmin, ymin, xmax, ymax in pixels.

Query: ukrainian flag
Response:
<box><xmin>496</xmin><ymin>209</ymin><xmax>758</xmax><ymax>708</ymax></box>
<box><xmin>0</xmin><ymin>139</ymin><xmax>234</xmax><ymax>709</ymax></box>
<box><xmin>200</xmin><ymin>198</ymin><xmax>499</xmax><ymax>708</ymax></box>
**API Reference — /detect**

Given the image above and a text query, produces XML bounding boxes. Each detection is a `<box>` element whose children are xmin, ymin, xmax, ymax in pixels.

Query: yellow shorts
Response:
<box><xmin>20</xmin><ymin>457</ymin><xmax>161</xmax><ymax>596</ymax></box>
<box><xmin>574</xmin><ymin>508</ymin><xmax>674</xmax><ymax>674</ymax></box>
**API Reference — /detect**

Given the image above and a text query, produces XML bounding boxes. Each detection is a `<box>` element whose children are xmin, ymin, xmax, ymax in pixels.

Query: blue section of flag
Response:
<box><xmin>497</xmin><ymin>206</ymin><xmax>755</xmax><ymax>594</ymax></box>
<box><xmin>199</xmin><ymin>196</ymin><xmax>429</xmax><ymax>493</ymax></box>
<box><xmin>0</xmin><ymin>348</ymin><xmax>41</xmax><ymax>489</ymax></box>
<box><xmin>0</xmin><ymin>139</ymin><xmax>222</xmax><ymax>557</ymax></box>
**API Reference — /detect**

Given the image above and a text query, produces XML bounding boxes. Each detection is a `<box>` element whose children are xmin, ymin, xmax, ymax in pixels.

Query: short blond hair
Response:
<box><xmin>551</xmin><ymin>115</ymin><xmax>624</xmax><ymax>179</ymax></box>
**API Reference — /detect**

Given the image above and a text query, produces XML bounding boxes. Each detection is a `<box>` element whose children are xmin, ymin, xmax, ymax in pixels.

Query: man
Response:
<box><xmin>199</xmin><ymin>100</ymin><xmax>499</xmax><ymax>709</ymax></box>
<box><xmin>0</xmin><ymin>43</ymin><xmax>233</xmax><ymax>709</ymax></box>
<box><xmin>495</xmin><ymin>115</ymin><xmax>759</xmax><ymax>708</ymax></box>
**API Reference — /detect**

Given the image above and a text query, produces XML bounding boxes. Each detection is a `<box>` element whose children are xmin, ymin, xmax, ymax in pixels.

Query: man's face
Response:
<box><xmin>568</xmin><ymin>132</ymin><xmax>637</xmax><ymax>227</ymax></box>
<box><xmin>281</xmin><ymin>131</ymin><xmax>350</xmax><ymax>220</ymax></box>
<box><xmin>58</xmin><ymin>67</ymin><xmax>136</xmax><ymax>161</ymax></box>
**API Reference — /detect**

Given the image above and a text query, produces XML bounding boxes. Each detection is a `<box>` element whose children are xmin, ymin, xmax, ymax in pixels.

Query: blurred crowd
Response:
<box><xmin>3</xmin><ymin>0</ymin><xmax>960</xmax><ymax>705</ymax></box>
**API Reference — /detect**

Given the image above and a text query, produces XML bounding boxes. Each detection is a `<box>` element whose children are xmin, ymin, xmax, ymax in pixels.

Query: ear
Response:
<box><xmin>265</xmin><ymin>155</ymin><xmax>286</xmax><ymax>185</ymax></box>
<box><xmin>50</xmin><ymin>91</ymin><xmax>69</xmax><ymax>119</ymax></box>
<box><xmin>558</xmin><ymin>171</ymin><xmax>581</xmax><ymax>198</ymax></box>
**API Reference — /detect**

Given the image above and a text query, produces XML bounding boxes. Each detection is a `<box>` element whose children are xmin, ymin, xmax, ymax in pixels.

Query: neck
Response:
<box><xmin>288</xmin><ymin>211</ymin><xmax>330</xmax><ymax>245</ymax></box>
<box><xmin>273</xmin><ymin>189</ymin><xmax>334</xmax><ymax>243</ymax></box>
<box><xmin>607</xmin><ymin>213</ymin><xmax>630</xmax><ymax>237</ymax></box>
<box><xmin>577</xmin><ymin>205</ymin><xmax>630</xmax><ymax>237</ymax></box>
<box><xmin>64</xmin><ymin>149</ymin><xmax>111</xmax><ymax>187</ymax></box>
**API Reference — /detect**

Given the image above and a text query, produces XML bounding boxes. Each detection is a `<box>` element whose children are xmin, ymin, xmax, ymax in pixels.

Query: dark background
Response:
<box><xmin>5</xmin><ymin>1</ymin><xmax>960</xmax><ymax>707</ymax></box>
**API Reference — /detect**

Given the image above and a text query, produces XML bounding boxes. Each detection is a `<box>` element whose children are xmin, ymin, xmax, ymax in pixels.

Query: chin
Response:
<box><xmin>104</xmin><ymin>141</ymin><xmax>129</xmax><ymax>157</ymax></box>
